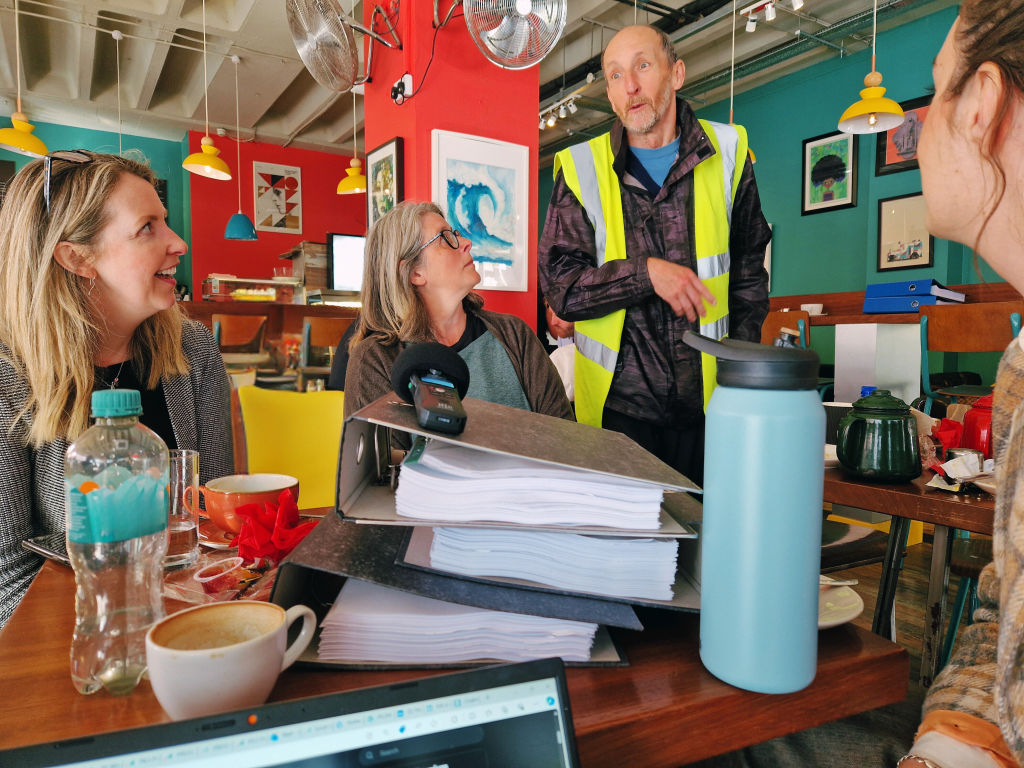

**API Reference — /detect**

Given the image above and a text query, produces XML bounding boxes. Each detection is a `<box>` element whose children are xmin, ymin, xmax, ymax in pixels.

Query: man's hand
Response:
<box><xmin>646</xmin><ymin>257</ymin><xmax>717</xmax><ymax>323</ymax></box>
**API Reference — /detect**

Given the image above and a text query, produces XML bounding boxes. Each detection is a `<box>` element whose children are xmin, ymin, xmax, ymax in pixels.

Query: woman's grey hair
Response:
<box><xmin>349</xmin><ymin>201</ymin><xmax>482</xmax><ymax>351</ymax></box>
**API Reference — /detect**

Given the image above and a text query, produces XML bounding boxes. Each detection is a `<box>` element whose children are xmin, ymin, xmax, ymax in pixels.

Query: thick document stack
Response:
<box><xmin>429</xmin><ymin>527</ymin><xmax>679</xmax><ymax>601</ymax></box>
<box><xmin>396</xmin><ymin>440</ymin><xmax>664</xmax><ymax>529</ymax></box>
<box><xmin>318</xmin><ymin>579</ymin><xmax>597</xmax><ymax>664</ymax></box>
<box><xmin>272</xmin><ymin>395</ymin><xmax>703</xmax><ymax>669</ymax></box>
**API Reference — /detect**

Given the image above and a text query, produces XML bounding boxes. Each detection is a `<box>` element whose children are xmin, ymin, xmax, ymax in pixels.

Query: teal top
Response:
<box><xmin>458</xmin><ymin>330</ymin><xmax>531</xmax><ymax>412</ymax></box>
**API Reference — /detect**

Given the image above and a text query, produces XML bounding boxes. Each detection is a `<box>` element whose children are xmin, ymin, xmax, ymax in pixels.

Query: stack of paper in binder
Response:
<box><xmin>316</xmin><ymin>436</ymin><xmax>700</xmax><ymax>666</ymax></box>
<box><xmin>863</xmin><ymin>279</ymin><xmax>965</xmax><ymax>314</ymax></box>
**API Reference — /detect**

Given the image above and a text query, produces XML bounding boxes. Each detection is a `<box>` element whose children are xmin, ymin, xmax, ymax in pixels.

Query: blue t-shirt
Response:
<box><xmin>630</xmin><ymin>136</ymin><xmax>681</xmax><ymax>189</ymax></box>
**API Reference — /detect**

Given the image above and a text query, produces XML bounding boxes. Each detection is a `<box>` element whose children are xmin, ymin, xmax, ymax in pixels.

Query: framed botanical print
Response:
<box><xmin>801</xmin><ymin>131</ymin><xmax>858</xmax><ymax>215</ymax></box>
<box><xmin>365</xmin><ymin>137</ymin><xmax>404</xmax><ymax>228</ymax></box>
<box><xmin>877</xmin><ymin>192</ymin><xmax>934</xmax><ymax>272</ymax></box>
<box><xmin>875</xmin><ymin>96</ymin><xmax>931</xmax><ymax>176</ymax></box>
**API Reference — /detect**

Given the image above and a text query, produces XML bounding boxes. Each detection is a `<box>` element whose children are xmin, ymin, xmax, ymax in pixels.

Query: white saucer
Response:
<box><xmin>974</xmin><ymin>479</ymin><xmax>997</xmax><ymax>495</ymax></box>
<box><xmin>818</xmin><ymin>585</ymin><xmax>864</xmax><ymax>629</ymax></box>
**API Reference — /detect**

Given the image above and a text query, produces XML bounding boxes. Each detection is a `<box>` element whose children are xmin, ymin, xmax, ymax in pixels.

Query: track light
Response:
<box><xmin>558</xmin><ymin>104</ymin><xmax>567</xmax><ymax>119</ymax></box>
<box><xmin>791</xmin><ymin>0</ymin><xmax>803</xmax><ymax>8</ymax></box>
<box><xmin>568</xmin><ymin>100</ymin><xmax>578</xmax><ymax>114</ymax></box>
<box><xmin>547</xmin><ymin>113</ymin><xmax>556</xmax><ymax>127</ymax></box>
<box><xmin>746</xmin><ymin>13</ymin><xmax>757</xmax><ymax>32</ymax></box>
<box><xmin>764</xmin><ymin>3</ymin><xmax>776</xmax><ymax>20</ymax></box>
<box><xmin>539</xmin><ymin>117</ymin><xmax>545</xmax><ymax>129</ymax></box>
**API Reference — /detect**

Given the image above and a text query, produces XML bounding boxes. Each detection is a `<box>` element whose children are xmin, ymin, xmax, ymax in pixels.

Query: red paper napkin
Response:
<box><xmin>932</xmin><ymin>419</ymin><xmax>963</xmax><ymax>455</ymax></box>
<box><xmin>233</xmin><ymin>489</ymin><xmax>318</xmax><ymax>564</ymax></box>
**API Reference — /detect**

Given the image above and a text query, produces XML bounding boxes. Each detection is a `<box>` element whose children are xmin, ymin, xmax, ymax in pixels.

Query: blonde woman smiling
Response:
<box><xmin>344</xmin><ymin>201</ymin><xmax>572</xmax><ymax>422</ymax></box>
<box><xmin>0</xmin><ymin>152</ymin><xmax>233</xmax><ymax>628</ymax></box>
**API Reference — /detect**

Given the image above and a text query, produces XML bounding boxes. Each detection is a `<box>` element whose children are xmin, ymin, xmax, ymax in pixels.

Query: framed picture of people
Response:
<box><xmin>875</xmin><ymin>96</ymin><xmax>931</xmax><ymax>176</ymax></box>
<box><xmin>365</xmin><ymin>137</ymin><xmax>404</xmax><ymax>228</ymax></box>
<box><xmin>801</xmin><ymin>131</ymin><xmax>858</xmax><ymax>216</ymax></box>
<box><xmin>877</xmin><ymin>192</ymin><xmax>934</xmax><ymax>272</ymax></box>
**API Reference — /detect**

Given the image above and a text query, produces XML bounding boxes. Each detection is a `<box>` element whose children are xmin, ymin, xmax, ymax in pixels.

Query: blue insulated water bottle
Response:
<box><xmin>683</xmin><ymin>332</ymin><xmax>825</xmax><ymax>694</ymax></box>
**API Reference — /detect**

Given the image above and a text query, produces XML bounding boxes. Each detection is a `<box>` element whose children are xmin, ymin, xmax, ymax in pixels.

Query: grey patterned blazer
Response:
<box><xmin>0</xmin><ymin>319</ymin><xmax>234</xmax><ymax>628</ymax></box>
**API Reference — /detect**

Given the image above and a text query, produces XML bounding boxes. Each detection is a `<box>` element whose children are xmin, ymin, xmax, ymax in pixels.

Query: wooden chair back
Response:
<box><xmin>760</xmin><ymin>310</ymin><xmax>810</xmax><ymax>347</ymax></box>
<box><xmin>303</xmin><ymin>316</ymin><xmax>353</xmax><ymax>349</ymax></box>
<box><xmin>212</xmin><ymin>314</ymin><xmax>268</xmax><ymax>349</ymax></box>
<box><xmin>921</xmin><ymin>301</ymin><xmax>1024</xmax><ymax>353</ymax></box>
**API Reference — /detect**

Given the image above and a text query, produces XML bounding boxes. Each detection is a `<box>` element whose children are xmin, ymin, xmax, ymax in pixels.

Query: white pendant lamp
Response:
<box><xmin>182</xmin><ymin>0</ymin><xmax>231</xmax><ymax>180</ymax></box>
<box><xmin>838</xmin><ymin>0</ymin><xmax>904</xmax><ymax>134</ymax></box>
<box><xmin>0</xmin><ymin>0</ymin><xmax>47</xmax><ymax>157</ymax></box>
<box><xmin>224</xmin><ymin>56</ymin><xmax>257</xmax><ymax>240</ymax></box>
<box><xmin>337</xmin><ymin>91</ymin><xmax>366</xmax><ymax>195</ymax></box>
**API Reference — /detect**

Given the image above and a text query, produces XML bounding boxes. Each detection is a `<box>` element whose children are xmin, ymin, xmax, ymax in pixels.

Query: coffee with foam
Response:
<box><xmin>150</xmin><ymin>602</ymin><xmax>283</xmax><ymax>651</ymax></box>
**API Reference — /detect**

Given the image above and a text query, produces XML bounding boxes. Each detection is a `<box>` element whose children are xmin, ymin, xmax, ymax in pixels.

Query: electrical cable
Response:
<box><xmin>406</xmin><ymin>11</ymin><xmax>462</xmax><ymax>100</ymax></box>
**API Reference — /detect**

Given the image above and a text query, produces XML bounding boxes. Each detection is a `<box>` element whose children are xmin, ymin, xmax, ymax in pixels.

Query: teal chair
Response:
<box><xmin>939</xmin><ymin>533</ymin><xmax>993</xmax><ymax>670</ymax></box>
<box><xmin>918</xmin><ymin>302</ymin><xmax>1024</xmax><ymax>416</ymax></box>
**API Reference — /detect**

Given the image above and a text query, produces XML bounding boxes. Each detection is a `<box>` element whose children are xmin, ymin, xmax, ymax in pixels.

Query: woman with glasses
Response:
<box><xmin>0</xmin><ymin>151</ymin><xmax>233</xmax><ymax>628</ymax></box>
<box><xmin>344</xmin><ymin>201</ymin><xmax>573</xmax><ymax>423</ymax></box>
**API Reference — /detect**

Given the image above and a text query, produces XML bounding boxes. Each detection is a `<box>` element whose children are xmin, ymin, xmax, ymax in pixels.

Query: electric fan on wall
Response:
<box><xmin>462</xmin><ymin>0</ymin><xmax>567</xmax><ymax>69</ymax></box>
<box><xmin>286</xmin><ymin>0</ymin><xmax>400</xmax><ymax>93</ymax></box>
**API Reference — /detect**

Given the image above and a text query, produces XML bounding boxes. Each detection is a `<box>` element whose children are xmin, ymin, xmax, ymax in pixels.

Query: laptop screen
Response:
<box><xmin>5</xmin><ymin>661</ymin><xmax>577</xmax><ymax>768</ymax></box>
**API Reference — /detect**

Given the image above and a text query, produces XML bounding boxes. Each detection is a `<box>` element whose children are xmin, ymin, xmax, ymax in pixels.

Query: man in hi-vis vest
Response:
<box><xmin>539</xmin><ymin>25</ymin><xmax>770</xmax><ymax>486</ymax></box>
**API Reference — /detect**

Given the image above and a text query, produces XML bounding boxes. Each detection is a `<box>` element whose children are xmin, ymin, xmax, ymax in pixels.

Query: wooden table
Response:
<box><xmin>0</xmin><ymin>562</ymin><xmax>908</xmax><ymax>767</ymax></box>
<box><xmin>824</xmin><ymin>467</ymin><xmax>995</xmax><ymax>687</ymax></box>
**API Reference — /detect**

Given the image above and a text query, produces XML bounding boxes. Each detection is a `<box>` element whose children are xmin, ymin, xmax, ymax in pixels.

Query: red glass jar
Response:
<box><xmin>961</xmin><ymin>393</ymin><xmax>994</xmax><ymax>459</ymax></box>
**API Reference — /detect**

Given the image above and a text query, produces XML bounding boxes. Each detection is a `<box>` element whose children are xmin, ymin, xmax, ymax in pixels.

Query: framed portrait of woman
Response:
<box><xmin>801</xmin><ymin>131</ymin><xmax>858</xmax><ymax>216</ymax></box>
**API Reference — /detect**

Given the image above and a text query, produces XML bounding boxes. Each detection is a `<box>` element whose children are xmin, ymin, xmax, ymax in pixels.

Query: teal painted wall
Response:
<box><xmin>0</xmin><ymin>121</ymin><xmax>191</xmax><ymax>288</ymax></box>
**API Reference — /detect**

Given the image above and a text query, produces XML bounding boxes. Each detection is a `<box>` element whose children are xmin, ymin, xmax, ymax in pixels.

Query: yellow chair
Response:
<box><xmin>236</xmin><ymin>387</ymin><xmax>345</xmax><ymax>510</ymax></box>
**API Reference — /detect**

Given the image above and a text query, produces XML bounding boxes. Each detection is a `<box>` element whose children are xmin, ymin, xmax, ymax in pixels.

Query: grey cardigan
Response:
<box><xmin>0</xmin><ymin>320</ymin><xmax>234</xmax><ymax>628</ymax></box>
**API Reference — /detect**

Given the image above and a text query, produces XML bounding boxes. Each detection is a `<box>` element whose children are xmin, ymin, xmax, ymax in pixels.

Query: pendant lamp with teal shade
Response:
<box><xmin>224</xmin><ymin>56</ymin><xmax>257</xmax><ymax>241</ymax></box>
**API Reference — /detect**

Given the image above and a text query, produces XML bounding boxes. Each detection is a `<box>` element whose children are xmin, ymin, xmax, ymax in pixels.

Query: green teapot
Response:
<box><xmin>836</xmin><ymin>389</ymin><xmax>921</xmax><ymax>482</ymax></box>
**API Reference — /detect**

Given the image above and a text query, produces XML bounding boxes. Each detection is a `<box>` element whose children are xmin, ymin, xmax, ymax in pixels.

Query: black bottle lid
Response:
<box><xmin>683</xmin><ymin>331</ymin><xmax>821</xmax><ymax>391</ymax></box>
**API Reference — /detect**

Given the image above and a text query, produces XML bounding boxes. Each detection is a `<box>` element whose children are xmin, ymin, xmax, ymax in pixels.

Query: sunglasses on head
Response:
<box><xmin>43</xmin><ymin>150</ymin><xmax>93</xmax><ymax>212</ymax></box>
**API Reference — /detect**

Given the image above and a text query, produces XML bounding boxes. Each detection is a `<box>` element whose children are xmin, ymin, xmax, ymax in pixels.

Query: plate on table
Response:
<box><xmin>818</xmin><ymin>585</ymin><xmax>864</xmax><ymax>629</ymax></box>
<box><xmin>199</xmin><ymin>519</ymin><xmax>237</xmax><ymax>550</ymax></box>
<box><xmin>974</xmin><ymin>479</ymin><xmax>997</xmax><ymax>495</ymax></box>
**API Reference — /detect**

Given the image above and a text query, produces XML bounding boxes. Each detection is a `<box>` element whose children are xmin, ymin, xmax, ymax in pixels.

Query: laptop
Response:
<box><xmin>2</xmin><ymin>658</ymin><xmax>580</xmax><ymax>768</ymax></box>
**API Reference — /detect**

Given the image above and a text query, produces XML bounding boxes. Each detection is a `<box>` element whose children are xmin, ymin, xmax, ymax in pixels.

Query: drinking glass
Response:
<box><xmin>166</xmin><ymin>449</ymin><xmax>200</xmax><ymax>569</ymax></box>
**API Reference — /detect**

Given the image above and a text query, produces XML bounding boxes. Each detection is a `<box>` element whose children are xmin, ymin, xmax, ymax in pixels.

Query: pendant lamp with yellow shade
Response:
<box><xmin>338</xmin><ymin>92</ymin><xmax>366</xmax><ymax>194</ymax></box>
<box><xmin>182</xmin><ymin>0</ymin><xmax>231</xmax><ymax>180</ymax></box>
<box><xmin>838</xmin><ymin>0</ymin><xmax>905</xmax><ymax>134</ymax></box>
<box><xmin>0</xmin><ymin>0</ymin><xmax>47</xmax><ymax>157</ymax></box>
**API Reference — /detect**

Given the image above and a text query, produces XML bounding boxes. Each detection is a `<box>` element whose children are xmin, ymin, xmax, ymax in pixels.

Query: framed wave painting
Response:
<box><xmin>431</xmin><ymin>130</ymin><xmax>529</xmax><ymax>292</ymax></box>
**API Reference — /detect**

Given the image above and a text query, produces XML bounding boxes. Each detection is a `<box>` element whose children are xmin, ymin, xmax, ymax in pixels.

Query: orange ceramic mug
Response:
<box><xmin>199</xmin><ymin>474</ymin><xmax>300</xmax><ymax>533</ymax></box>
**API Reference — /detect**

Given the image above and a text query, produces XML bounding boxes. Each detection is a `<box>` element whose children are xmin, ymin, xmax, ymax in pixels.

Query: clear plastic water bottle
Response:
<box><xmin>65</xmin><ymin>389</ymin><xmax>169</xmax><ymax>696</ymax></box>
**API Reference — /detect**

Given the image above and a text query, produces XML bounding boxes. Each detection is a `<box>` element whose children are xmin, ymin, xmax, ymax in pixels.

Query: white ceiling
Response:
<box><xmin>0</xmin><ymin>0</ymin><xmax>953</xmax><ymax>156</ymax></box>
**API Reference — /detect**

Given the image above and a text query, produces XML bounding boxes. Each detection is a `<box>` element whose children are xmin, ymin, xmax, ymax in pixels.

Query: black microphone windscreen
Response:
<box><xmin>390</xmin><ymin>342</ymin><xmax>471</xmax><ymax>403</ymax></box>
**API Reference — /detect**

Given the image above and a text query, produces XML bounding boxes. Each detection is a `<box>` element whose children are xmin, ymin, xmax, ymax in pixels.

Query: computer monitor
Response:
<box><xmin>327</xmin><ymin>232</ymin><xmax>366</xmax><ymax>293</ymax></box>
<box><xmin>2</xmin><ymin>658</ymin><xmax>580</xmax><ymax>768</ymax></box>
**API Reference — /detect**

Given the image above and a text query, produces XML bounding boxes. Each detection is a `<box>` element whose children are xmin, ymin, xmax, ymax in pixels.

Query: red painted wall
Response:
<box><xmin>187</xmin><ymin>131</ymin><xmax>367</xmax><ymax>287</ymax></box>
<box><xmin>362</xmin><ymin>2</ymin><xmax>540</xmax><ymax>329</ymax></box>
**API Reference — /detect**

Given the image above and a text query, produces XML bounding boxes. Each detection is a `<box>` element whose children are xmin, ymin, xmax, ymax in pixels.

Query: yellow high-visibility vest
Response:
<box><xmin>553</xmin><ymin>120</ymin><xmax>748</xmax><ymax>427</ymax></box>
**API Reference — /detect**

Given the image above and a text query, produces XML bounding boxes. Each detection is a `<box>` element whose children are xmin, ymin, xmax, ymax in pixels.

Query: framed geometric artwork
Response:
<box><xmin>801</xmin><ymin>130</ymin><xmax>858</xmax><ymax>216</ymax></box>
<box><xmin>254</xmin><ymin>162</ymin><xmax>302</xmax><ymax>234</ymax></box>
<box><xmin>366</xmin><ymin>137</ymin><xmax>404</xmax><ymax>228</ymax></box>
<box><xmin>877</xmin><ymin>192</ymin><xmax>934</xmax><ymax>272</ymax></box>
<box><xmin>876</xmin><ymin>96</ymin><xmax>931</xmax><ymax>176</ymax></box>
<box><xmin>431</xmin><ymin>129</ymin><xmax>529</xmax><ymax>292</ymax></box>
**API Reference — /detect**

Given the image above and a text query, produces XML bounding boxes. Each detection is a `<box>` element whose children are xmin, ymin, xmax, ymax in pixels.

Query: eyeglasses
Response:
<box><xmin>44</xmin><ymin>150</ymin><xmax>93</xmax><ymax>212</ymax></box>
<box><xmin>419</xmin><ymin>228</ymin><xmax>461</xmax><ymax>252</ymax></box>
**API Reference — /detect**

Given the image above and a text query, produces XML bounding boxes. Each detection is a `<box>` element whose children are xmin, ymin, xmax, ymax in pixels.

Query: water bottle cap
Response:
<box><xmin>91</xmin><ymin>389</ymin><xmax>142</xmax><ymax>417</ymax></box>
<box><xmin>682</xmin><ymin>331</ymin><xmax>820</xmax><ymax>390</ymax></box>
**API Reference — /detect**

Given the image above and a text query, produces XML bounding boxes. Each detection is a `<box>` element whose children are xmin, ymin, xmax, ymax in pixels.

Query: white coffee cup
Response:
<box><xmin>146</xmin><ymin>600</ymin><xmax>315</xmax><ymax>720</ymax></box>
<box><xmin>800</xmin><ymin>303</ymin><xmax>824</xmax><ymax>316</ymax></box>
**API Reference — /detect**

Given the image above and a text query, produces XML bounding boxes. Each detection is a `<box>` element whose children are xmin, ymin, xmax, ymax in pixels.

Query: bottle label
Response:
<box><xmin>65</xmin><ymin>472</ymin><xmax>168</xmax><ymax>544</ymax></box>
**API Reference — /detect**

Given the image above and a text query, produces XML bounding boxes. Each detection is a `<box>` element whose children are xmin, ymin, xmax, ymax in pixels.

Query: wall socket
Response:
<box><xmin>391</xmin><ymin>73</ymin><xmax>414</xmax><ymax>104</ymax></box>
